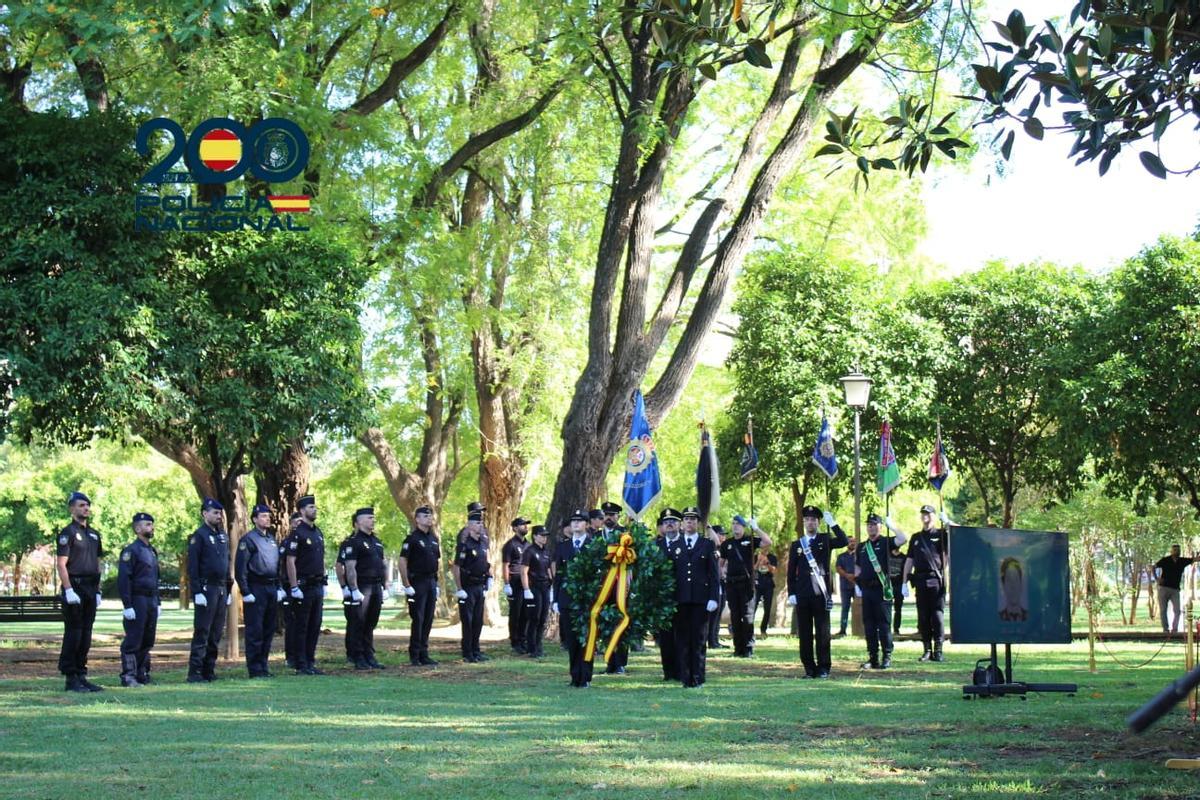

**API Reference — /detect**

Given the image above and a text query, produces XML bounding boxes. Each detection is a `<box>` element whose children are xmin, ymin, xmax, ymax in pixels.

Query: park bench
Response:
<box><xmin>0</xmin><ymin>595</ymin><xmax>63</xmax><ymax>623</ymax></box>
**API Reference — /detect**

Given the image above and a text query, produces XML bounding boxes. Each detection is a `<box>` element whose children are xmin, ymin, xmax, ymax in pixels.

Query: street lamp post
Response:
<box><xmin>839</xmin><ymin>370</ymin><xmax>873</xmax><ymax>539</ymax></box>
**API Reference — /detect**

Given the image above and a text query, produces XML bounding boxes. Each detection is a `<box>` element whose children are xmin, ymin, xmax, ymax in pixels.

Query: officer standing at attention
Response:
<box><xmin>344</xmin><ymin>507</ymin><xmax>389</xmax><ymax>670</ymax></box>
<box><xmin>755</xmin><ymin>547</ymin><xmax>778</xmax><ymax>637</ymax></box>
<box><xmin>834</xmin><ymin>537</ymin><xmax>858</xmax><ymax>639</ymax></box>
<box><xmin>555</xmin><ymin>510</ymin><xmax>594</xmax><ymax>687</ymax></box>
<box><xmin>601</xmin><ymin>501</ymin><xmax>626</xmax><ymax>540</ymax></box>
<box><xmin>400</xmin><ymin>505</ymin><xmax>441</xmax><ymax>667</ymax></box>
<box><xmin>117</xmin><ymin>512</ymin><xmax>159</xmax><ymax>688</ymax></box>
<box><xmin>786</xmin><ymin>505</ymin><xmax>849</xmax><ymax>679</ymax></box>
<box><xmin>453</xmin><ymin>509</ymin><xmax>492</xmax><ymax>663</ymax></box>
<box><xmin>520</xmin><ymin>525</ymin><xmax>554</xmax><ymax>658</ymax></box>
<box><xmin>236</xmin><ymin>504</ymin><xmax>282</xmax><ymax>678</ymax></box>
<box><xmin>853</xmin><ymin>513</ymin><xmax>908</xmax><ymax>670</ymax></box>
<box><xmin>655</xmin><ymin>509</ymin><xmax>682</xmax><ymax>681</ymax></box>
<box><xmin>286</xmin><ymin>495</ymin><xmax>327</xmax><ymax>675</ymax></box>
<box><xmin>280</xmin><ymin>511</ymin><xmax>302</xmax><ymax>670</ymax></box>
<box><xmin>502</xmin><ymin>517</ymin><xmax>531</xmax><ymax>654</ymax></box>
<box><xmin>56</xmin><ymin>491</ymin><xmax>104</xmax><ymax>692</ymax></box>
<box><xmin>720</xmin><ymin>514</ymin><xmax>772</xmax><ymax>657</ymax></box>
<box><xmin>902</xmin><ymin>504</ymin><xmax>952</xmax><ymax>662</ymax></box>
<box><xmin>671</xmin><ymin>507</ymin><xmax>720</xmax><ymax>688</ymax></box>
<box><xmin>335</xmin><ymin>525</ymin><xmax>358</xmax><ymax>666</ymax></box>
<box><xmin>187</xmin><ymin>498</ymin><xmax>231</xmax><ymax>683</ymax></box>
<box><xmin>457</xmin><ymin>501</ymin><xmax>490</xmax><ymax>549</ymax></box>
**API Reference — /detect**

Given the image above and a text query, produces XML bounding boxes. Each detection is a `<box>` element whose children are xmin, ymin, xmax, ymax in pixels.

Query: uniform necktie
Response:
<box><xmin>573</xmin><ymin>538</ymin><xmax>582</xmax><ymax>552</ymax></box>
<box><xmin>687</xmin><ymin>536</ymin><xmax>695</xmax><ymax>550</ymax></box>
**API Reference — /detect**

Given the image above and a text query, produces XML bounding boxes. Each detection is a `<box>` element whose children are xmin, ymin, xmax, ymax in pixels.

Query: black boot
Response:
<box><xmin>65</xmin><ymin>675</ymin><xmax>90</xmax><ymax>693</ymax></box>
<box><xmin>931</xmin><ymin>643</ymin><xmax>944</xmax><ymax>662</ymax></box>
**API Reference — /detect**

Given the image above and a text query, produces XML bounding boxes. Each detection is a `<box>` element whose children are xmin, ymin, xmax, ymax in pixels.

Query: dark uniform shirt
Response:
<box><xmin>907</xmin><ymin>528</ymin><xmax>948</xmax><ymax>580</ymax></box>
<box><xmin>668</xmin><ymin>534</ymin><xmax>720</xmax><ymax>604</ymax></box>
<box><xmin>401</xmin><ymin>528</ymin><xmax>440</xmax><ymax>579</ymax></box>
<box><xmin>288</xmin><ymin>521</ymin><xmax>326</xmax><ymax>581</ymax></box>
<box><xmin>521</xmin><ymin>541</ymin><xmax>552</xmax><ymax>586</ymax></box>
<box><xmin>502</xmin><ymin>535</ymin><xmax>528</xmax><ymax>578</ymax></box>
<box><xmin>454</xmin><ymin>537</ymin><xmax>491</xmax><ymax>587</ymax></box>
<box><xmin>57</xmin><ymin>521</ymin><xmax>103</xmax><ymax>578</ymax></box>
<box><xmin>117</xmin><ymin>538</ymin><xmax>159</xmax><ymax>605</ymax></box>
<box><xmin>346</xmin><ymin>531</ymin><xmax>387</xmax><ymax>583</ymax></box>
<box><xmin>721</xmin><ymin>535</ymin><xmax>764</xmax><ymax>584</ymax></box>
<box><xmin>855</xmin><ymin>537</ymin><xmax>895</xmax><ymax>590</ymax></box>
<box><xmin>235</xmin><ymin>528</ymin><xmax>281</xmax><ymax>592</ymax></box>
<box><xmin>279</xmin><ymin>532</ymin><xmax>297</xmax><ymax>585</ymax></box>
<box><xmin>554</xmin><ymin>534</ymin><xmax>593</xmax><ymax>599</ymax></box>
<box><xmin>187</xmin><ymin>523</ymin><xmax>230</xmax><ymax>592</ymax></box>
<box><xmin>1156</xmin><ymin>556</ymin><xmax>1196</xmax><ymax>590</ymax></box>
<box><xmin>786</xmin><ymin>527</ymin><xmax>849</xmax><ymax>599</ymax></box>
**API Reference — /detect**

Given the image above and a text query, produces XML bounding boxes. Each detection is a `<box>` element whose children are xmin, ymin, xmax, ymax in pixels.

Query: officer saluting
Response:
<box><xmin>187</xmin><ymin>498</ymin><xmax>231</xmax><ymax>683</ymax></box>
<box><xmin>555</xmin><ymin>510</ymin><xmax>594</xmax><ymax>688</ymax></box>
<box><xmin>344</xmin><ymin>507</ymin><xmax>389</xmax><ymax>670</ymax></box>
<box><xmin>671</xmin><ymin>507</ymin><xmax>720</xmax><ymax>688</ymax></box>
<box><xmin>502</xmin><ymin>517</ymin><xmax>531</xmax><ymax>654</ymax></box>
<box><xmin>786</xmin><ymin>505</ymin><xmax>849</xmax><ymax>679</ymax></box>
<box><xmin>902</xmin><ymin>504</ymin><xmax>951</xmax><ymax>662</ymax></box>
<box><xmin>56</xmin><ymin>491</ymin><xmax>104</xmax><ymax>692</ymax></box>
<box><xmin>236</xmin><ymin>504</ymin><xmax>282</xmax><ymax>678</ymax></box>
<box><xmin>453</xmin><ymin>508</ymin><xmax>492</xmax><ymax>663</ymax></box>
<box><xmin>286</xmin><ymin>495</ymin><xmax>327</xmax><ymax>675</ymax></box>
<box><xmin>854</xmin><ymin>513</ymin><xmax>907</xmax><ymax>670</ymax></box>
<box><xmin>117</xmin><ymin>512</ymin><xmax>159</xmax><ymax>687</ymax></box>
<box><xmin>520</xmin><ymin>525</ymin><xmax>553</xmax><ymax>658</ymax></box>
<box><xmin>400</xmin><ymin>505</ymin><xmax>441</xmax><ymax>667</ymax></box>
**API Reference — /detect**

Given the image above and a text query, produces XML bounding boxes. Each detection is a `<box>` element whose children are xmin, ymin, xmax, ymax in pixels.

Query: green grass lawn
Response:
<box><xmin>0</xmin><ymin>632</ymin><xmax>1196</xmax><ymax>799</ymax></box>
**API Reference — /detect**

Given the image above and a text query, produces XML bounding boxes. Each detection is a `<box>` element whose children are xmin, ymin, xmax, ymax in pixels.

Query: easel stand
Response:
<box><xmin>962</xmin><ymin>643</ymin><xmax>1078</xmax><ymax>699</ymax></box>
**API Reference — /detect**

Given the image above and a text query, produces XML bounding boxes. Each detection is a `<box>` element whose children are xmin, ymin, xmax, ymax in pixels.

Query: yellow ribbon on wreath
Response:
<box><xmin>583</xmin><ymin>533</ymin><xmax>638</xmax><ymax>662</ymax></box>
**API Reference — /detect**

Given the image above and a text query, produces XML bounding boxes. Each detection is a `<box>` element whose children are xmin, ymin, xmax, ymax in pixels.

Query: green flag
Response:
<box><xmin>876</xmin><ymin>420</ymin><xmax>901</xmax><ymax>495</ymax></box>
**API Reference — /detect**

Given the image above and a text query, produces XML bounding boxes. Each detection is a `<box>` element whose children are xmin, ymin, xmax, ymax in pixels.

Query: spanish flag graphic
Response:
<box><xmin>267</xmin><ymin>195</ymin><xmax>311</xmax><ymax>213</ymax></box>
<box><xmin>197</xmin><ymin>128</ymin><xmax>241</xmax><ymax>172</ymax></box>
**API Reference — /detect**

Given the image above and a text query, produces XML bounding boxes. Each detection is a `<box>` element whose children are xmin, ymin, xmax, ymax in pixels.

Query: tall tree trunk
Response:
<box><xmin>253</xmin><ymin>438</ymin><xmax>311</xmax><ymax>529</ymax></box>
<box><xmin>12</xmin><ymin>554</ymin><xmax>21</xmax><ymax>595</ymax></box>
<box><xmin>179</xmin><ymin>553</ymin><xmax>190</xmax><ymax>611</ymax></box>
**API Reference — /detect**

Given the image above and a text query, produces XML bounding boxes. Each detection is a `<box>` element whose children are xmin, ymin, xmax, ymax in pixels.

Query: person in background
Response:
<box><xmin>834</xmin><ymin>537</ymin><xmax>859</xmax><ymax>638</ymax></box>
<box><xmin>117</xmin><ymin>512</ymin><xmax>159</xmax><ymax>687</ymax></box>
<box><xmin>1154</xmin><ymin>545</ymin><xmax>1197</xmax><ymax>634</ymax></box>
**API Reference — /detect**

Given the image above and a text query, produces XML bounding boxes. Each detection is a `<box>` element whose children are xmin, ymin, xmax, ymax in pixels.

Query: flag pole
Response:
<box><xmin>749</xmin><ymin>413</ymin><xmax>756</xmax><ymax>519</ymax></box>
<box><xmin>935</xmin><ymin>418</ymin><xmax>945</xmax><ymax>514</ymax></box>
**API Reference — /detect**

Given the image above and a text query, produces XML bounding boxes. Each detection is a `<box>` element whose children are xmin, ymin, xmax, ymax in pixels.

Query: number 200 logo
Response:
<box><xmin>136</xmin><ymin>116</ymin><xmax>309</xmax><ymax>184</ymax></box>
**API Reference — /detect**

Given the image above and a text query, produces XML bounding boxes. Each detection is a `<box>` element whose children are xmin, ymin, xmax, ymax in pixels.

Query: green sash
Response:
<box><xmin>864</xmin><ymin>538</ymin><xmax>893</xmax><ymax>601</ymax></box>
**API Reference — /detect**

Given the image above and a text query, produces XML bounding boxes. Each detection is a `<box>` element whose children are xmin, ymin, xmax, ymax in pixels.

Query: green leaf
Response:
<box><xmin>744</xmin><ymin>39</ymin><xmax>772</xmax><ymax>69</ymax></box>
<box><xmin>1001</xmin><ymin>129</ymin><xmax>1015</xmax><ymax>160</ymax></box>
<box><xmin>1139</xmin><ymin>151</ymin><xmax>1167</xmax><ymax>179</ymax></box>
<box><xmin>972</xmin><ymin>64</ymin><xmax>1003</xmax><ymax>94</ymax></box>
<box><xmin>1023</xmin><ymin>117</ymin><xmax>1044</xmax><ymax>140</ymax></box>
<box><xmin>814</xmin><ymin>143</ymin><xmax>844</xmax><ymax>157</ymax></box>
<box><xmin>698</xmin><ymin>62</ymin><xmax>718</xmax><ymax>81</ymax></box>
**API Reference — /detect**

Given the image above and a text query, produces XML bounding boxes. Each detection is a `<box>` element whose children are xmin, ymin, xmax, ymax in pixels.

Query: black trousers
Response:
<box><xmin>343</xmin><ymin>591</ymin><xmax>360</xmax><ymax>661</ymax></box>
<box><xmin>349</xmin><ymin>582</ymin><xmax>383</xmax><ymax>664</ymax></box>
<box><xmin>293</xmin><ymin>584</ymin><xmax>324</xmax><ymax>669</ymax></box>
<box><xmin>522</xmin><ymin>584</ymin><xmax>550</xmax><ymax>656</ymax></box>
<box><xmin>407</xmin><ymin>576</ymin><xmax>437</xmax><ymax>662</ymax></box>
<box><xmin>657</xmin><ymin>623</ymin><xmax>678</xmax><ymax>681</ymax></box>
<box><xmin>243</xmin><ymin>582</ymin><xmax>278</xmax><ymax>675</ymax></box>
<box><xmin>507</xmin><ymin>576</ymin><xmax>526</xmax><ymax>649</ymax></box>
<box><xmin>861</xmin><ymin>589</ymin><xmax>893</xmax><ymax>662</ymax></box>
<box><xmin>707</xmin><ymin>582</ymin><xmax>726</xmax><ymax>646</ymax></box>
<box><xmin>120</xmin><ymin>595</ymin><xmax>158</xmax><ymax>681</ymax></box>
<box><xmin>282</xmin><ymin>596</ymin><xmax>300</xmax><ymax>665</ymax></box>
<box><xmin>915</xmin><ymin>581</ymin><xmax>946</xmax><ymax>650</ymax></box>
<box><xmin>890</xmin><ymin>575</ymin><xmax>906</xmax><ymax>632</ymax></box>
<box><xmin>757</xmin><ymin>578</ymin><xmax>775</xmax><ymax>633</ymax></box>
<box><xmin>604</xmin><ymin>639</ymin><xmax>628</xmax><ymax>673</ymax></box>
<box><xmin>59</xmin><ymin>578</ymin><xmax>98</xmax><ymax>677</ymax></box>
<box><xmin>188</xmin><ymin>585</ymin><xmax>228</xmax><ymax>677</ymax></box>
<box><xmin>675</xmin><ymin>603</ymin><xmax>709</xmax><ymax>687</ymax></box>
<box><xmin>561</xmin><ymin>593</ymin><xmax>593</xmax><ymax>686</ymax></box>
<box><xmin>795</xmin><ymin>593</ymin><xmax>831</xmax><ymax>676</ymax></box>
<box><xmin>727</xmin><ymin>579</ymin><xmax>756</xmax><ymax>655</ymax></box>
<box><xmin>458</xmin><ymin>584</ymin><xmax>486</xmax><ymax>658</ymax></box>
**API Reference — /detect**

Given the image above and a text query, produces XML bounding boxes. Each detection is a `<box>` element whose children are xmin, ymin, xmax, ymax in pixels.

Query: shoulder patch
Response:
<box><xmin>343</xmin><ymin>548</ymin><xmax>352</xmax><ymax>558</ymax></box>
<box><xmin>59</xmin><ymin>534</ymin><xmax>69</xmax><ymax>545</ymax></box>
<box><xmin>191</xmin><ymin>535</ymin><xmax>199</xmax><ymax>545</ymax></box>
<box><xmin>238</xmin><ymin>542</ymin><xmax>248</xmax><ymax>551</ymax></box>
<box><xmin>289</xmin><ymin>541</ymin><xmax>298</xmax><ymax>550</ymax></box>
<box><xmin>121</xmin><ymin>551</ymin><xmax>132</xmax><ymax>562</ymax></box>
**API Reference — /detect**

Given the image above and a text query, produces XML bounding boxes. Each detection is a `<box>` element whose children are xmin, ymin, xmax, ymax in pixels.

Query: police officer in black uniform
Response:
<box><xmin>786</xmin><ymin>505</ymin><xmax>849</xmax><ymax>678</ymax></box>
<box><xmin>286</xmin><ymin>495</ymin><xmax>327</xmax><ymax>675</ymax></box>
<box><xmin>117</xmin><ymin>512</ymin><xmax>159</xmax><ymax>688</ymax></box>
<box><xmin>854</xmin><ymin>513</ymin><xmax>908</xmax><ymax>670</ymax></box>
<box><xmin>655</xmin><ymin>509</ymin><xmax>682</xmax><ymax>681</ymax></box>
<box><xmin>453</xmin><ymin>509</ymin><xmax>492</xmax><ymax>663</ymax></box>
<box><xmin>187</xmin><ymin>498</ymin><xmax>231</xmax><ymax>683</ymax></box>
<box><xmin>601</xmin><ymin>501</ymin><xmax>625</xmax><ymax>539</ymax></box>
<box><xmin>520</xmin><ymin>525</ymin><xmax>553</xmax><ymax>658</ymax></box>
<box><xmin>889</xmin><ymin>529</ymin><xmax>908</xmax><ymax>635</ymax></box>
<box><xmin>721</xmin><ymin>514</ymin><xmax>772</xmax><ymax>657</ymax></box>
<box><xmin>400</xmin><ymin>505</ymin><xmax>441</xmax><ymax>667</ymax></box>
<box><xmin>56</xmin><ymin>491</ymin><xmax>104</xmax><ymax>692</ymax></box>
<box><xmin>344</xmin><ymin>507</ymin><xmax>389</xmax><ymax>670</ymax></box>
<box><xmin>236</xmin><ymin>504</ymin><xmax>282</xmax><ymax>678</ymax></box>
<box><xmin>669</xmin><ymin>507</ymin><xmax>720</xmax><ymax>688</ymax></box>
<box><xmin>502</xmin><ymin>517</ymin><xmax>531</xmax><ymax>654</ymax></box>
<box><xmin>555</xmin><ymin>509</ymin><xmax>594</xmax><ymax>687</ymax></box>
<box><xmin>456</xmin><ymin>501</ymin><xmax>491</xmax><ymax>550</ymax></box>
<box><xmin>755</xmin><ymin>546</ymin><xmax>778</xmax><ymax>637</ymax></box>
<box><xmin>280</xmin><ymin>512</ymin><xmax>302</xmax><ymax>669</ymax></box>
<box><xmin>902</xmin><ymin>504</ymin><xmax>951</xmax><ymax>662</ymax></box>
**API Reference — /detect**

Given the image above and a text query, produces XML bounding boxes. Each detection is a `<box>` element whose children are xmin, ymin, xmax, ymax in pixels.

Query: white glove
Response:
<box><xmin>455</xmin><ymin>589</ymin><xmax>468</xmax><ymax>600</ymax></box>
<box><xmin>350</xmin><ymin>589</ymin><xmax>364</xmax><ymax>602</ymax></box>
<box><xmin>902</xmin><ymin>583</ymin><xmax>910</xmax><ymax>597</ymax></box>
<box><xmin>64</xmin><ymin>588</ymin><xmax>81</xmax><ymax>605</ymax></box>
<box><xmin>486</xmin><ymin>577</ymin><xmax>494</xmax><ymax>592</ymax></box>
<box><xmin>243</xmin><ymin>593</ymin><xmax>256</xmax><ymax>604</ymax></box>
<box><xmin>380</xmin><ymin>588</ymin><xmax>390</xmax><ymax>601</ymax></box>
<box><xmin>341</xmin><ymin>586</ymin><xmax>351</xmax><ymax>600</ymax></box>
<box><xmin>787</xmin><ymin>595</ymin><xmax>797</xmax><ymax>606</ymax></box>
<box><xmin>123</xmin><ymin>607</ymin><xmax>136</xmax><ymax>620</ymax></box>
<box><xmin>96</xmin><ymin>592</ymin><xmax>103</xmax><ymax>606</ymax></box>
<box><xmin>884</xmin><ymin>515</ymin><xmax>895</xmax><ymax>530</ymax></box>
<box><xmin>276</xmin><ymin>588</ymin><xmax>286</xmax><ymax>602</ymax></box>
<box><xmin>403</xmin><ymin>585</ymin><xmax>416</xmax><ymax>597</ymax></box>
<box><xmin>939</xmin><ymin>511</ymin><xmax>951</xmax><ymax>525</ymax></box>
<box><xmin>504</xmin><ymin>584</ymin><xmax>513</xmax><ymax>597</ymax></box>
<box><xmin>523</xmin><ymin>589</ymin><xmax>534</xmax><ymax>600</ymax></box>
<box><xmin>435</xmin><ymin>585</ymin><xmax>441</xmax><ymax>599</ymax></box>
<box><xmin>706</xmin><ymin>600</ymin><xmax>718</xmax><ymax>612</ymax></box>
<box><xmin>748</xmin><ymin>517</ymin><xmax>759</xmax><ymax>530</ymax></box>
<box><xmin>823</xmin><ymin>511</ymin><xmax>836</xmax><ymax>528</ymax></box>
<box><xmin>290</xmin><ymin>587</ymin><xmax>303</xmax><ymax>600</ymax></box>
<box><xmin>854</xmin><ymin>585</ymin><xmax>862</xmax><ymax>598</ymax></box>
<box><xmin>226</xmin><ymin>592</ymin><xmax>232</xmax><ymax>606</ymax></box>
<box><xmin>320</xmin><ymin>586</ymin><xmax>327</xmax><ymax>599</ymax></box>
<box><xmin>551</xmin><ymin>602</ymin><xmax>559</xmax><ymax>614</ymax></box>
<box><xmin>194</xmin><ymin>593</ymin><xmax>208</xmax><ymax>607</ymax></box>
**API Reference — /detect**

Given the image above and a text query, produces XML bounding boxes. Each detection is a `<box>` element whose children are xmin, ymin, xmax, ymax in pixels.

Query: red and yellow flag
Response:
<box><xmin>267</xmin><ymin>195</ymin><xmax>311</xmax><ymax>213</ymax></box>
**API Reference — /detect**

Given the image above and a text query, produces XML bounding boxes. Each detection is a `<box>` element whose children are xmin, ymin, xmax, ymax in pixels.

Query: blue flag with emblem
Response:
<box><xmin>928</xmin><ymin>420</ymin><xmax>951</xmax><ymax>492</ymax></box>
<box><xmin>811</xmin><ymin>415</ymin><xmax>838</xmax><ymax>479</ymax></box>
<box><xmin>622</xmin><ymin>390</ymin><xmax>662</xmax><ymax>521</ymax></box>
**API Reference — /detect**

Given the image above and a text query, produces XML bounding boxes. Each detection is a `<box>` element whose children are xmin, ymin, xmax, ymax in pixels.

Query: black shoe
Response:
<box><xmin>861</xmin><ymin>660</ymin><xmax>880</xmax><ymax>670</ymax></box>
<box><xmin>713</xmin><ymin>642</ymin><xmax>728</xmax><ymax>648</ymax></box>
<box><xmin>880</xmin><ymin>657</ymin><xmax>892</xmax><ymax>669</ymax></box>
<box><xmin>816</xmin><ymin>670</ymin><xmax>831</xmax><ymax>679</ymax></box>
<box><xmin>410</xmin><ymin>659</ymin><xmax>424</xmax><ymax>667</ymax></box>
<box><xmin>419</xmin><ymin>656</ymin><xmax>439</xmax><ymax>666</ymax></box>
<box><xmin>474</xmin><ymin>653</ymin><xmax>490</xmax><ymax>662</ymax></box>
<box><xmin>529</xmin><ymin>651</ymin><xmax>544</xmax><ymax>659</ymax></box>
<box><xmin>513</xmin><ymin>645</ymin><xmax>528</xmax><ymax>655</ymax></box>
<box><xmin>918</xmin><ymin>651</ymin><xmax>932</xmax><ymax>662</ymax></box>
<box><xmin>307</xmin><ymin>667</ymin><xmax>326</xmax><ymax>675</ymax></box>
<box><xmin>121</xmin><ymin>676</ymin><xmax>142</xmax><ymax>687</ymax></box>
<box><xmin>800</xmin><ymin>673</ymin><xmax>816</xmax><ymax>680</ymax></box>
<box><xmin>137</xmin><ymin>674</ymin><xmax>152</xmax><ymax>685</ymax></box>
<box><xmin>79</xmin><ymin>677</ymin><xmax>104</xmax><ymax>692</ymax></box>
<box><xmin>463</xmin><ymin>655</ymin><xmax>478</xmax><ymax>663</ymax></box>
<box><xmin>354</xmin><ymin>661</ymin><xmax>373</xmax><ymax>670</ymax></box>
<box><xmin>367</xmin><ymin>659</ymin><xmax>384</xmax><ymax>670</ymax></box>
<box><xmin>202</xmin><ymin>674</ymin><xmax>217</xmax><ymax>682</ymax></box>
<box><xmin>65</xmin><ymin>677</ymin><xmax>90</xmax><ymax>693</ymax></box>
<box><xmin>285</xmin><ymin>660</ymin><xmax>295</xmax><ymax>670</ymax></box>
<box><xmin>832</xmin><ymin>631</ymin><xmax>846</xmax><ymax>639</ymax></box>
<box><xmin>186</xmin><ymin>673</ymin><xmax>206</xmax><ymax>683</ymax></box>
<box><xmin>931</xmin><ymin>651</ymin><xmax>944</xmax><ymax>663</ymax></box>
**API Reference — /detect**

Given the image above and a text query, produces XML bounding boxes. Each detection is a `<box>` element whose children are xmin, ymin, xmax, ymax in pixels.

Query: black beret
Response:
<box><xmin>202</xmin><ymin>498</ymin><xmax>224</xmax><ymax>512</ymax></box>
<box><xmin>801</xmin><ymin>505</ymin><xmax>821</xmax><ymax>518</ymax></box>
<box><xmin>68</xmin><ymin>491</ymin><xmax>91</xmax><ymax>506</ymax></box>
<box><xmin>297</xmin><ymin>495</ymin><xmax>316</xmax><ymax>509</ymax></box>
<box><xmin>252</xmin><ymin>504</ymin><xmax>271</xmax><ymax>516</ymax></box>
<box><xmin>354</xmin><ymin>507</ymin><xmax>374</xmax><ymax>520</ymax></box>
<box><xmin>132</xmin><ymin>512</ymin><xmax>154</xmax><ymax>524</ymax></box>
<box><xmin>601</xmin><ymin>502</ymin><xmax>622</xmax><ymax>514</ymax></box>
